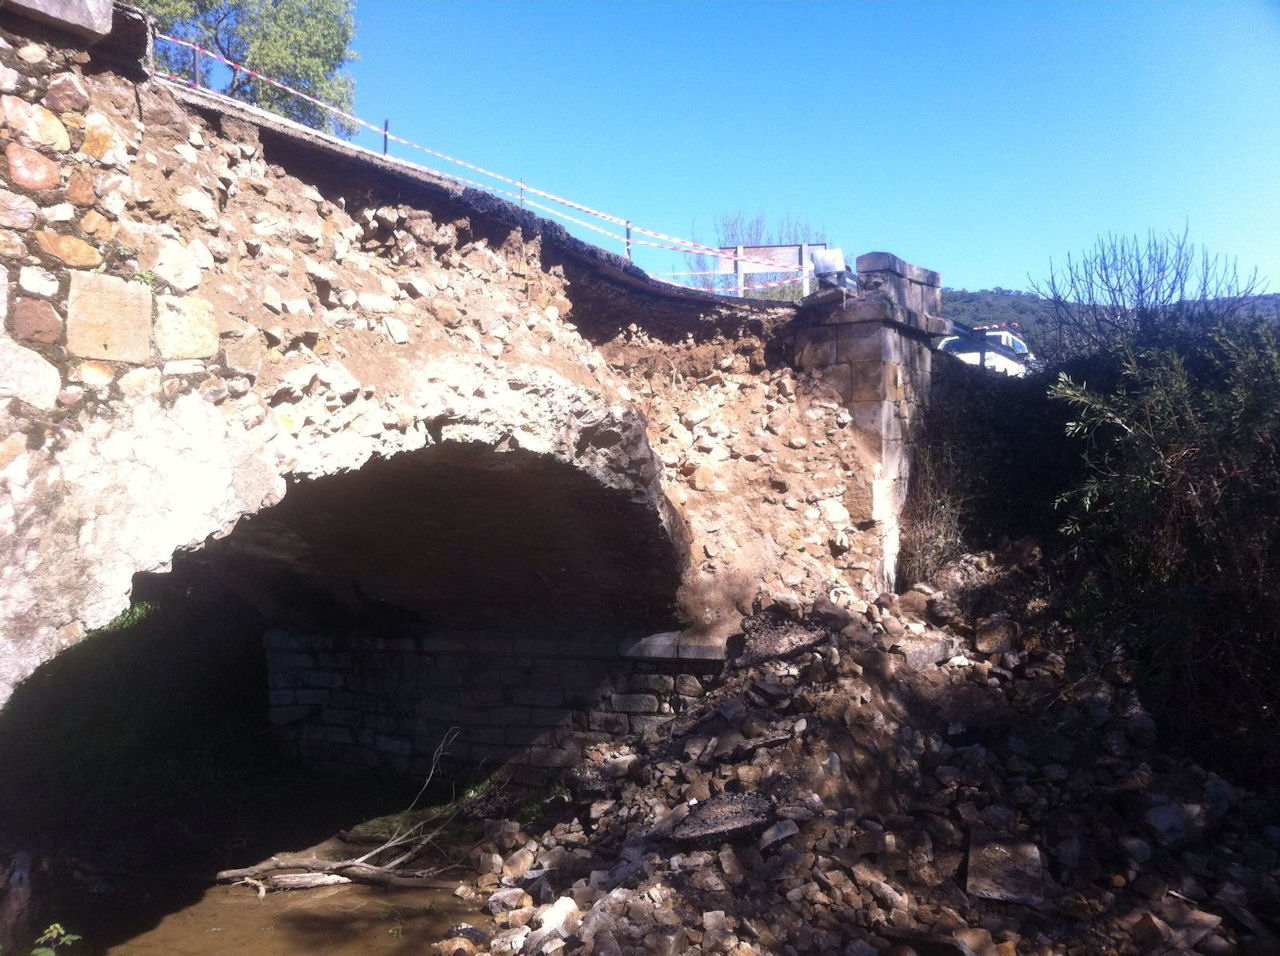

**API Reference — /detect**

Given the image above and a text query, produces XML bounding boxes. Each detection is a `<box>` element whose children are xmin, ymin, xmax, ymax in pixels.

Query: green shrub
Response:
<box><xmin>1052</xmin><ymin>315</ymin><xmax>1280</xmax><ymax>783</ymax></box>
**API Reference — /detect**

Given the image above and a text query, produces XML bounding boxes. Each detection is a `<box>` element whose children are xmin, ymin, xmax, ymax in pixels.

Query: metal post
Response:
<box><xmin>800</xmin><ymin>243</ymin><xmax>810</xmax><ymax>297</ymax></box>
<box><xmin>626</xmin><ymin>221</ymin><xmax>633</xmax><ymax>261</ymax></box>
<box><xmin>519</xmin><ymin>180</ymin><xmax>525</xmax><ymax>209</ymax></box>
<box><xmin>382</xmin><ymin>119</ymin><xmax>389</xmax><ymax>155</ymax></box>
<box><xmin>192</xmin><ymin>48</ymin><xmax>201</xmax><ymax>88</ymax></box>
<box><xmin>735</xmin><ymin>245</ymin><xmax>745</xmax><ymax>298</ymax></box>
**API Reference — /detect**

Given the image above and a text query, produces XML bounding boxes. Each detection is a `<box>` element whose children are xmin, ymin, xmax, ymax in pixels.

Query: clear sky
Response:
<box><xmin>345</xmin><ymin>1</ymin><xmax>1280</xmax><ymax>293</ymax></box>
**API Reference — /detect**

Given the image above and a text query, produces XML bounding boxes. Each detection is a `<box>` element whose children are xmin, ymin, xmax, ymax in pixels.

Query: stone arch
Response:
<box><xmin>0</xmin><ymin>361</ymin><xmax>688</xmax><ymax>711</ymax></box>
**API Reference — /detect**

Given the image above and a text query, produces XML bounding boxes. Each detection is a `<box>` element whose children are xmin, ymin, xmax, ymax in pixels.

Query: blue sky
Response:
<box><xmin>345</xmin><ymin>2</ymin><xmax>1280</xmax><ymax>293</ymax></box>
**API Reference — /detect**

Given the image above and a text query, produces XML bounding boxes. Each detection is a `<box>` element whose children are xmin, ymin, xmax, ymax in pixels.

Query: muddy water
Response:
<box><xmin>0</xmin><ymin>576</ymin><xmax>503</xmax><ymax>955</ymax></box>
<box><xmin>107</xmin><ymin>882</ymin><xmax>490</xmax><ymax>955</ymax></box>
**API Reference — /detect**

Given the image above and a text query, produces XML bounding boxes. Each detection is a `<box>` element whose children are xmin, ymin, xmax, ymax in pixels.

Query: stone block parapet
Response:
<box><xmin>855</xmin><ymin>251</ymin><xmax>944</xmax><ymax>318</ymax></box>
<box><xmin>5</xmin><ymin>0</ymin><xmax>113</xmax><ymax>40</ymax></box>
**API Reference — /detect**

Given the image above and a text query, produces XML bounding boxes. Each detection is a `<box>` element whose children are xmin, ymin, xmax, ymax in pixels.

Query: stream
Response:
<box><xmin>0</xmin><ymin>576</ymin><xmax>497</xmax><ymax>955</ymax></box>
<box><xmin>104</xmin><ymin>881</ymin><xmax>487</xmax><ymax>955</ymax></box>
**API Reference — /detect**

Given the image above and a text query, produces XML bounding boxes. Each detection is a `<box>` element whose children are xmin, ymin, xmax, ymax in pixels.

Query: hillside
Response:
<box><xmin>941</xmin><ymin>288</ymin><xmax>1054</xmax><ymax>337</ymax></box>
<box><xmin>942</xmin><ymin>288</ymin><xmax>1280</xmax><ymax>351</ymax></box>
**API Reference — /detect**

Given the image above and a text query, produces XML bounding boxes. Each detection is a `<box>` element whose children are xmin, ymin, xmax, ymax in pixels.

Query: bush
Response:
<box><xmin>1051</xmin><ymin>315</ymin><xmax>1280</xmax><ymax>782</ymax></box>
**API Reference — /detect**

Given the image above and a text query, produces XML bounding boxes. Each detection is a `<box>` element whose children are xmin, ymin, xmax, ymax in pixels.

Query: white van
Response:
<box><xmin>936</xmin><ymin>323</ymin><xmax>1034</xmax><ymax>377</ymax></box>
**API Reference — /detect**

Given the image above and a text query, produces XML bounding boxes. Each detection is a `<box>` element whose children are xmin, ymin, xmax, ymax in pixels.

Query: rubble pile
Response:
<box><xmin>438</xmin><ymin>552</ymin><xmax>1279</xmax><ymax>955</ymax></box>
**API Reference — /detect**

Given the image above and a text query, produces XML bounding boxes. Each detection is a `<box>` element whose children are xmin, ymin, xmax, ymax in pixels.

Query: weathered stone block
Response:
<box><xmin>265</xmin><ymin>650</ymin><xmax>315</xmax><ymax>671</ymax></box>
<box><xmin>155</xmin><ymin>294</ymin><xmax>217</xmax><ymax>359</ymax></box>
<box><xmin>846</xmin><ymin>362</ymin><xmax>903</xmax><ymax>404</ymax></box>
<box><xmin>12</xmin><ymin>297</ymin><xmax>62</xmax><ymax>343</ymax></box>
<box><xmin>5</xmin><ymin>142</ymin><xmax>59</xmax><ymax>191</ymax></box>
<box><xmin>848</xmin><ymin>400</ymin><xmax>896</xmax><ymax>440</ymax></box>
<box><xmin>675</xmin><ymin>674</ymin><xmax>704</xmax><ymax>697</ymax></box>
<box><xmin>836</xmin><ymin>322</ymin><xmax>893</xmax><ymax>364</ymax></box>
<box><xmin>629</xmin><ymin>714</ymin><xmax>673</xmax><ymax>734</ymax></box>
<box><xmin>611</xmin><ymin>693</ymin><xmax>659</xmax><ymax>714</ymax></box>
<box><xmin>460</xmin><ymin>727</ymin><xmax>508</xmax><ymax>746</ymax></box>
<box><xmin>588</xmin><ymin>710</ymin><xmax>630</xmax><ymax>735</ymax></box>
<box><xmin>468</xmin><ymin>743</ymin><xmax>522</xmax><ymax>765</ymax></box>
<box><xmin>513</xmin><ymin>686</ymin><xmax>564</xmax><ymax>707</ymax></box>
<box><xmin>794</xmin><ymin>327</ymin><xmax>838</xmax><ymax>368</ymax></box>
<box><xmin>882</xmin><ymin>440</ymin><xmax>913</xmax><ymax>481</ymax></box>
<box><xmin>66</xmin><ymin>271</ymin><xmax>152</xmax><ymax>363</ymax></box>
<box><xmin>221</xmin><ymin>334</ymin><xmax>264</xmax><ymax>380</ymax></box>
<box><xmin>855</xmin><ymin>252</ymin><xmax>941</xmax><ymax>289</ymax></box>
<box><xmin>844</xmin><ymin>298</ymin><xmax>899</xmax><ymax>324</ymax></box>
<box><xmin>619</xmin><ymin>632</ymin><xmax>680</xmax><ymax>660</ymax></box>
<box><xmin>489</xmin><ymin>706</ymin><xmax>532</xmax><ymax>725</ymax></box>
<box><xmin>7</xmin><ymin>0</ymin><xmax>114</xmax><ymax>39</ymax></box>
<box><xmin>677</xmin><ymin>640</ymin><xmax>727</xmax><ymax>661</ymax></box>
<box><xmin>627</xmin><ymin>673</ymin><xmax>674</xmax><ymax>694</ymax></box>
<box><xmin>815</xmin><ymin>363</ymin><xmax>851</xmax><ymax>402</ymax></box>
<box><xmin>36</xmin><ymin>229</ymin><xmax>101</xmax><ymax>267</ymax></box>
<box><xmin>152</xmin><ymin>238</ymin><xmax>203</xmax><ymax>291</ymax></box>
<box><xmin>0</xmin><ymin>188</ymin><xmax>38</xmax><ymax>229</ymax></box>
<box><xmin>871</xmin><ymin>477</ymin><xmax>900</xmax><ymax>524</ymax></box>
<box><xmin>2</xmin><ymin>94</ymin><xmax>70</xmax><ymax>151</ymax></box>
<box><xmin>44</xmin><ymin>73</ymin><xmax>90</xmax><ymax>114</ymax></box>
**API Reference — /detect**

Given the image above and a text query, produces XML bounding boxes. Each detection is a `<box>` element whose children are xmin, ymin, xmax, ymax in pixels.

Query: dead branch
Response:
<box><xmin>218</xmin><ymin>728</ymin><xmax>470</xmax><ymax>893</ymax></box>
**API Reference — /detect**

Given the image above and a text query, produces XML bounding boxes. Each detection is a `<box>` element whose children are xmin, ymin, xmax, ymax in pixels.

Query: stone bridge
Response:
<box><xmin>0</xmin><ymin>1</ymin><xmax>946</xmax><ymax>777</ymax></box>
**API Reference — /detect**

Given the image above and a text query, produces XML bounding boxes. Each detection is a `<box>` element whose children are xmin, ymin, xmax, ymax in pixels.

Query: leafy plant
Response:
<box><xmin>31</xmin><ymin>924</ymin><xmax>81</xmax><ymax>956</ymax></box>
<box><xmin>898</xmin><ymin>354</ymin><xmax>1081</xmax><ymax>585</ymax></box>
<box><xmin>95</xmin><ymin>599</ymin><xmax>159</xmax><ymax>634</ymax></box>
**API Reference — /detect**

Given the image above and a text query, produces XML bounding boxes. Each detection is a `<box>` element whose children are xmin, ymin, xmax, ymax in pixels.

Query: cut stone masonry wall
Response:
<box><xmin>265</xmin><ymin>627</ymin><xmax>720</xmax><ymax>784</ymax></box>
<box><xmin>786</xmin><ymin>253</ymin><xmax>949</xmax><ymax>588</ymax></box>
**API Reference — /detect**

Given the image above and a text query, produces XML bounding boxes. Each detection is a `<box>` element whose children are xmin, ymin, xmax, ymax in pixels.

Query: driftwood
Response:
<box><xmin>218</xmin><ymin>730</ymin><xmax>468</xmax><ymax>894</ymax></box>
<box><xmin>219</xmin><ymin>857</ymin><xmax>456</xmax><ymax>893</ymax></box>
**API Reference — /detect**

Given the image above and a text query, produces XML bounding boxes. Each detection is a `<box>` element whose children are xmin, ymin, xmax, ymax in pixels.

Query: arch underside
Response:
<box><xmin>202</xmin><ymin>441</ymin><xmax>684</xmax><ymax>633</ymax></box>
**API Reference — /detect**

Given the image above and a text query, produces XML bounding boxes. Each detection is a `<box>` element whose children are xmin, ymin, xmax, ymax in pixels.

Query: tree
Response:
<box><xmin>1030</xmin><ymin>226</ymin><xmax>1261</xmax><ymax>363</ymax></box>
<box><xmin>139</xmin><ymin>0</ymin><xmax>357</xmax><ymax>137</ymax></box>
<box><xmin>684</xmin><ymin>212</ymin><xmax>825</xmax><ymax>302</ymax></box>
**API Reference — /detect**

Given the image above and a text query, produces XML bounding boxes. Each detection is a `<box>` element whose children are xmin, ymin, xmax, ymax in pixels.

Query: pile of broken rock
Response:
<box><xmin>439</xmin><ymin>552</ymin><xmax>1280</xmax><ymax>955</ymax></box>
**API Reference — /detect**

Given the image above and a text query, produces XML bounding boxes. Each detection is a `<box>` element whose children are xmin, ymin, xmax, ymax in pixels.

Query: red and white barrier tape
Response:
<box><xmin>154</xmin><ymin>34</ymin><xmax>817</xmax><ymax>281</ymax></box>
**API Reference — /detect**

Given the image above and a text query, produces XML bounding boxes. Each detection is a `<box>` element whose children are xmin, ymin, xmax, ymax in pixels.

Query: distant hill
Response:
<box><xmin>1249</xmin><ymin>293</ymin><xmax>1280</xmax><ymax>321</ymax></box>
<box><xmin>941</xmin><ymin>288</ymin><xmax>1054</xmax><ymax>338</ymax></box>
<box><xmin>941</xmin><ymin>288</ymin><xmax>1280</xmax><ymax>350</ymax></box>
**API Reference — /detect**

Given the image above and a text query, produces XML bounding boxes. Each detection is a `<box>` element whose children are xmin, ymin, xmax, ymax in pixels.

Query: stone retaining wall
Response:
<box><xmin>264</xmin><ymin>627</ymin><xmax>721</xmax><ymax>784</ymax></box>
<box><xmin>785</xmin><ymin>253</ymin><xmax>950</xmax><ymax>588</ymax></box>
